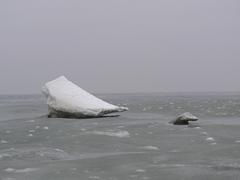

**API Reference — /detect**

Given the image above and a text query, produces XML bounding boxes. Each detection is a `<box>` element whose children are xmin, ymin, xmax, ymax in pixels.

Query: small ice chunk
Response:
<box><xmin>55</xmin><ymin>148</ymin><xmax>64</xmax><ymax>152</ymax></box>
<box><xmin>0</xmin><ymin>153</ymin><xmax>11</xmax><ymax>158</ymax></box>
<box><xmin>43</xmin><ymin>126</ymin><xmax>49</xmax><ymax>130</ymax></box>
<box><xmin>117</xmin><ymin>126</ymin><xmax>125</xmax><ymax>129</ymax></box>
<box><xmin>1</xmin><ymin>140</ymin><xmax>8</xmax><ymax>144</ymax></box>
<box><xmin>5</xmin><ymin>168</ymin><xmax>15</xmax><ymax>172</ymax></box>
<box><xmin>29</xmin><ymin>130</ymin><xmax>35</xmax><ymax>133</ymax></box>
<box><xmin>136</xmin><ymin>169</ymin><xmax>146</xmax><ymax>173</ymax></box>
<box><xmin>28</xmin><ymin>134</ymin><xmax>33</xmax><ymax>137</ymax></box>
<box><xmin>89</xmin><ymin>130</ymin><xmax>130</xmax><ymax>138</ymax></box>
<box><xmin>25</xmin><ymin>120</ymin><xmax>35</xmax><ymax>123</ymax></box>
<box><xmin>206</xmin><ymin>137</ymin><xmax>215</xmax><ymax>142</ymax></box>
<box><xmin>5</xmin><ymin>168</ymin><xmax>38</xmax><ymax>173</ymax></box>
<box><xmin>141</xmin><ymin>146</ymin><xmax>159</xmax><ymax>150</ymax></box>
<box><xmin>15</xmin><ymin>168</ymin><xmax>37</xmax><ymax>173</ymax></box>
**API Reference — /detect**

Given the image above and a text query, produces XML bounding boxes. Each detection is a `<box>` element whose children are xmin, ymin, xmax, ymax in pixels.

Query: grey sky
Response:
<box><xmin>0</xmin><ymin>0</ymin><xmax>239</xmax><ymax>94</ymax></box>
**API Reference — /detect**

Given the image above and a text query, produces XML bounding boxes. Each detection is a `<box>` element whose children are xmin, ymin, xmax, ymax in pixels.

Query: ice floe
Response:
<box><xmin>170</xmin><ymin>112</ymin><xmax>198</xmax><ymax>125</ymax></box>
<box><xmin>42</xmin><ymin>76</ymin><xmax>128</xmax><ymax>118</ymax></box>
<box><xmin>206</xmin><ymin>137</ymin><xmax>215</xmax><ymax>142</ymax></box>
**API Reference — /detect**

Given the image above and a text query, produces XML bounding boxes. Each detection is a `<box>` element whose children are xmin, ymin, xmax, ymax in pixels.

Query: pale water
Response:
<box><xmin>0</xmin><ymin>93</ymin><xmax>240</xmax><ymax>180</ymax></box>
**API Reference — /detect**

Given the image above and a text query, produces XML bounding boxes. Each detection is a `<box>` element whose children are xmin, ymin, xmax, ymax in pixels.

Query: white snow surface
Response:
<box><xmin>42</xmin><ymin>76</ymin><xmax>128</xmax><ymax>118</ymax></box>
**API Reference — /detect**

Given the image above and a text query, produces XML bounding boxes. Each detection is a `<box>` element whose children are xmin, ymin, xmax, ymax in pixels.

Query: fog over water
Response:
<box><xmin>0</xmin><ymin>0</ymin><xmax>240</xmax><ymax>94</ymax></box>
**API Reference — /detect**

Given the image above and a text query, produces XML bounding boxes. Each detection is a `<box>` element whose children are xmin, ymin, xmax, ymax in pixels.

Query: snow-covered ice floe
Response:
<box><xmin>170</xmin><ymin>112</ymin><xmax>198</xmax><ymax>125</ymax></box>
<box><xmin>42</xmin><ymin>76</ymin><xmax>128</xmax><ymax>118</ymax></box>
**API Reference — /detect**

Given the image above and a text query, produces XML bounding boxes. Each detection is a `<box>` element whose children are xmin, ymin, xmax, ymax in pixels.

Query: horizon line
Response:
<box><xmin>1</xmin><ymin>91</ymin><xmax>240</xmax><ymax>96</ymax></box>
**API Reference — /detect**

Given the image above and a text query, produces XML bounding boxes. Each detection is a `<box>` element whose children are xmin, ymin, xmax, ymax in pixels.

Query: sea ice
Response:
<box><xmin>88</xmin><ymin>130</ymin><xmax>130</xmax><ymax>138</ymax></box>
<box><xmin>14</xmin><ymin>168</ymin><xmax>37</xmax><ymax>173</ymax></box>
<box><xmin>170</xmin><ymin>112</ymin><xmax>198</xmax><ymax>125</ymax></box>
<box><xmin>5</xmin><ymin>168</ymin><xmax>15</xmax><ymax>172</ymax></box>
<box><xmin>141</xmin><ymin>146</ymin><xmax>159</xmax><ymax>150</ymax></box>
<box><xmin>206</xmin><ymin>137</ymin><xmax>215</xmax><ymax>142</ymax></box>
<box><xmin>5</xmin><ymin>168</ymin><xmax>37</xmax><ymax>173</ymax></box>
<box><xmin>201</xmin><ymin>132</ymin><xmax>208</xmax><ymax>135</ymax></box>
<box><xmin>42</xmin><ymin>76</ymin><xmax>128</xmax><ymax>118</ymax></box>
<box><xmin>136</xmin><ymin>169</ymin><xmax>146</xmax><ymax>173</ymax></box>
<box><xmin>1</xmin><ymin>140</ymin><xmax>8</xmax><ymax>144</ymax></box>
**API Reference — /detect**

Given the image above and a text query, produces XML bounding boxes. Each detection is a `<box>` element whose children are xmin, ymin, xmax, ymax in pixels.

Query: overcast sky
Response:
<box><xmin>0</xmin><ymin>0</ymin><xmax>239</xmax><ymax>94</ymax></box>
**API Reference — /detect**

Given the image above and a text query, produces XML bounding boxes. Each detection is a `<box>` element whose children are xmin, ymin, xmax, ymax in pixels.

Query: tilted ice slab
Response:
<box><xmin>42</xmin><ymin>76</ymin><xmax>128</xmax><ymax>118</ymax></box>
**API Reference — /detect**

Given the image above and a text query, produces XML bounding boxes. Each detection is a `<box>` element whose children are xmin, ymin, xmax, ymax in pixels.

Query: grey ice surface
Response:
<box><xmin>0</xmin><ymin>93</ymin><xmax>240</xmax><ymax>180</ymax></box>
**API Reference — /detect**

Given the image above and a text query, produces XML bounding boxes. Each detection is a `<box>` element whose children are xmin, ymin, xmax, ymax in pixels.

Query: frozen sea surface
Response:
<box><xmin>0</xmin><ymin>93</ymin><xmax>240</xmax><ymax>180</ymax></box>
